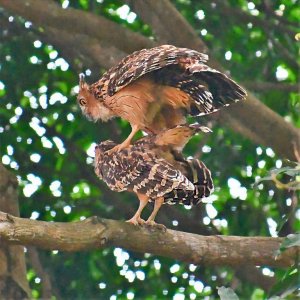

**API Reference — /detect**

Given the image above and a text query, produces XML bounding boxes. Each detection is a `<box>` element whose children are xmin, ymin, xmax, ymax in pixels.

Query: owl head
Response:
<box><xmin>77</xmin><ymin>74</ymin><xmax>113</xmax><ymax>122</ymax></box>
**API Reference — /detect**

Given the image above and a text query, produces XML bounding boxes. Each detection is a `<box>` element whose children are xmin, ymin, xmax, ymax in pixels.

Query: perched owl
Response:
<box><xmin>94</xmin><ymin>124</ymin><xmax>213</xmax><ymax>226</ymax></box>
<box><xmin>78</xmin><ymin>45</ymin><xmax>247</xmax><ymax>153</ymax></box>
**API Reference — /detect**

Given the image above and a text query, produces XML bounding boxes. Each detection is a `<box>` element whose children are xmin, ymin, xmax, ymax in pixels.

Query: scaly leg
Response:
<box><xmin>108</xmin><ymin>124</ymin><xmax>140</xmax><ymax>154</ymax></box>
<box><xmin>126</xmin><ymin>193</ymin><xmax>148</xmax><ymax>225</ymax></box>
<box><xmin>146</xmin><ymin>197</ymin><xmax>165</xmax><ymax>227</ymax></box>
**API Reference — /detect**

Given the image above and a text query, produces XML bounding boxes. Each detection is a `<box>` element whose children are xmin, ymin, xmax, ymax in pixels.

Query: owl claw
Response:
<box><xmin>107</xmin><ymin>141</ymin><xmax>131</xmax><ymax>155</ymax></box>
<box><xmin>126</xmin><ymin>217</ymin><xmax>145</xmax><ymax>226</ymax></box>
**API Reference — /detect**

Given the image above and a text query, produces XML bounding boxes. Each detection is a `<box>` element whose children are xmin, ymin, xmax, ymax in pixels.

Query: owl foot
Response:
<box><xmin>107</xmin><ymin>141</ymin><xmax>131</xmax><ymax>154</ymax></box>
<box><xmin>126</xmin><ymin>217</ymin><xmax>145</xmax><ymax>226</ymax></box>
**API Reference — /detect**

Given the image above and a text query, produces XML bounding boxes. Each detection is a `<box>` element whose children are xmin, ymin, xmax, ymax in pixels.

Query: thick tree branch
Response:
<box><xmin>0</xmin><ymin>212</ymin><xmax>298</xmax><ymax>268</ymax></box>
<box><xmin>42</xmin><ymin>27</ymin><xmax>126</xmax><ymax>74</ymax></box>
<box><xmin>0</xmin><ymin>0</ymin><xmax>152</xmax><ymax>54</ymax></box>
<box><xmin>243</xmin><ymin>81</ymin><xmax>299</xmax><ymax>93</ymax></box>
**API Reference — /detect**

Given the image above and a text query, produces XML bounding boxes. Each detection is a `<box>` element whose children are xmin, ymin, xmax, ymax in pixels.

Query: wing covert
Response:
<box><xmin>93</xmin><ymin>45</ymin><xmax>208</xmax><ymax>99</ymax></box>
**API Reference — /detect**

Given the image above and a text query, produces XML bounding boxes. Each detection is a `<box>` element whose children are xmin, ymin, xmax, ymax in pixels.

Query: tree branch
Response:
<box><xmin>0</xmin><ymin>0</ymin><xmax>152</xmax><ymax>54</ymax></box>
<box><xmin>42</xmin><ymin>27</ymin><xmax>126</xmax><ymax>74</ymax></box>
<box><xmin>0</xmin><ymin>212</ymin><xmax>298</xmax><ymax>268</ymax></box>
<box><xmin>212</xmin><ymin>0</ymin><xmax>299</xmax><ymax>70</ymax></box>
<box><xmin>243</xmin><ymin>81</ymin><xmax>299</xmax><ymax>93</ymax></box>
<box><xmin>214</xmin><ymin>0</ymin><xmax>297</xmax><ymax>39</ymax></box>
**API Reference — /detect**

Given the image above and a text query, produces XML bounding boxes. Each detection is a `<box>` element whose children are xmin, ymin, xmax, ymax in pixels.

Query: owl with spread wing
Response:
<box><xmin>78</xmin><ymin>45</ymin><xmax>246</xmax><ymax>153</ymax></box>
<box><xmin>94</xmin><ymin>124</ymin><xmax>213</xmax><ymax>226</ymax></box>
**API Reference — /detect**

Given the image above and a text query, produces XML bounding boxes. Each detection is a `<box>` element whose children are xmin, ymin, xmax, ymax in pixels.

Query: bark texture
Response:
<box><xmin>0</xmin><ymin>165</ymin><xmax>30</xmax><ymax>299</ymax></box>
<box><xmin>0</xmin><ymin>212</ymin><xmax>298</xmax><ymax>269</ymax></box>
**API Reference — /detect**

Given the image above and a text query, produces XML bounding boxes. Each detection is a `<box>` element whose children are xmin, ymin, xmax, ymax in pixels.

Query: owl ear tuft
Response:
<box><xmin>79</xmin><ymin>73</ymin><xmax>86</xmax><ymax>89</ymax></box>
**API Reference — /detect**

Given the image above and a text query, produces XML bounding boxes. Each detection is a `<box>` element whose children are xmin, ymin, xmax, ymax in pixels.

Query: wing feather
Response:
<box><xmin>92</xmin><ymin>45</ymin><xmax>207</xmax><ymax>99</ymax></box>
<box><xmin>153</xmin><ymin>64</ymin><xmax>247</xmax><ymax>116</ymax></box>
<box><xmin>95</xmin><ymin>141</ymin><xmax>194</xmax><ymax>198</ymax></box>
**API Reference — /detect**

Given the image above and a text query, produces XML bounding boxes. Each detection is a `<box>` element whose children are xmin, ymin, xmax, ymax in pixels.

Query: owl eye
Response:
<box><xmin>79</xmin><ymin>97</ymin><xmax>87</xmax><ymax>106</ymax></box>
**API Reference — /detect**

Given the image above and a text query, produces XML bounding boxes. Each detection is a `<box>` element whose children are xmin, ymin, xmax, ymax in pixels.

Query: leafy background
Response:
<box><xmin>0</xmin><ymin>0</ymin><xmax>299</xmax><ymax>299</ymax></box>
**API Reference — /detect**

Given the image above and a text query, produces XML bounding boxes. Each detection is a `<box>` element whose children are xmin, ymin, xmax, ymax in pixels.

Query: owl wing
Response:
<box><xmin>128</xmin><ymin>155</ymin><xmax>194</xmax><ymax>199</ymax></box>
<box><xmin>96</xmin><ymin>144</ymin><xmax>194</xmax><ymax>198</ymax></box>
<box><xmin>153</xmin><ymin>63</ymin><xmax>247</xmax><ymax>116</ymax></box>
<box><xmin>93</xmin><ymin>45</ymin><xmax>207</xmax><ymax>98</ymax></box>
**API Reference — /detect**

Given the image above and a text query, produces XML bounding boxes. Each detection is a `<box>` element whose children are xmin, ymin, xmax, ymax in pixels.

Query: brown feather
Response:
<box><xmin>78</xmin><ymin>45</ymin><xmax>246</xmax><ymax>147</ymax></box>
<box><xmin>94</xmin><ymin>124</ymin><xmax>213</xmax><ymax>205</ymax></box>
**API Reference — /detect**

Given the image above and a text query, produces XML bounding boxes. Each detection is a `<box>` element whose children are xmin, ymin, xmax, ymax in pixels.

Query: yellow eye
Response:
<box><xmin>79</xmin><ymin>98</ymin><xmax>87</xmax><ymax>106</ymax></box>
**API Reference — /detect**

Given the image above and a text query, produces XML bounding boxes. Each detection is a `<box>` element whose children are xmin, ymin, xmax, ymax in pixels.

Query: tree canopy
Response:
<box><xmin>0</xmin><ymin>0</ymin><xmax>299</xmax><ymax>299</ymax></box>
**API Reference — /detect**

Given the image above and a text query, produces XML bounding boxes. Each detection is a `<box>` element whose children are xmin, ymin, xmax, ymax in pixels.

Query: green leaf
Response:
<box><xmin>280</xmin><ymin>233</ymin><xmax>300</xmax><ymax>251</ymax></box>
<box><xmin>268</xmin><ymin>271</ymin><xmax>299</xmax><ymax>298</ymax></box>
<box><xmin>218</xmin><ymin>287</ymin><xmax>239</xmax><ymax>300</ymax></box>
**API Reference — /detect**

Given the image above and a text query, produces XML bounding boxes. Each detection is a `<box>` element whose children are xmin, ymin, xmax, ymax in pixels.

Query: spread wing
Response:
<box><xmin>92</xmin><ymin>45</ymin><xmax>208</xmax><ymax>99</ymax></box>
<box><xmin>153</xmin><ymin>64</ymin><xmax>247</xmax><ymax>116</ymax></box>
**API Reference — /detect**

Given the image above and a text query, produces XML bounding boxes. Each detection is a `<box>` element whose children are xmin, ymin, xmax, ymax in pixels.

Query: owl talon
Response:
<box><xmin>126</xmin><ymin>217</ymin><xmax>145</xmax><ymax>226</ymax></box>
<box><xmin>107</xmin><ymin>142</ymin><xmax>130</xmax><ymax>155</ymax></box>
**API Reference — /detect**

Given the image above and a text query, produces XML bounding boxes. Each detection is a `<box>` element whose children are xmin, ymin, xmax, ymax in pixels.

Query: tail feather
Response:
<box><xmin>188</xmin><ymin>159</ymin><xmax>214</xmax><ymax>201</ymax></box>
<box><xmin>164</xmin><ymin>157</ymin><xmax>214</xmax><ymax>205</ymax></box>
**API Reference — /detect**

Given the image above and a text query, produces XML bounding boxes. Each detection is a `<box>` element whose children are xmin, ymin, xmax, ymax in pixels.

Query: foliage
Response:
<box><xmin>255</xmin><ymin>162</ymin><xmax>300</xmax><ymax>191</ymax></box>
<box><xmin>0</xmin><ymin>0</ymin><xmax>299</xmax><ymax>299</ymax></box>
<box><xmin>217</xmin><ymin>287</ymin><xmax>239</xmax><ymax>300</ymax></box>
<box><xmin>280</xmin><ymin>233</ymin><xmax>300</xmax><ymax>250</ymax></box>
<box><xmin>268</xmin><ymin>234</ymin><xmax>300</xmax><ymax>299</ymax></box>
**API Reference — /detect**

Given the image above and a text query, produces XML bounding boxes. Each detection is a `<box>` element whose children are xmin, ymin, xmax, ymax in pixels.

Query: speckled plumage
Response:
<box><xmin>94</xmin><ymin>124</ymin><xmax>213</xmax><ymax>206</ymax></box>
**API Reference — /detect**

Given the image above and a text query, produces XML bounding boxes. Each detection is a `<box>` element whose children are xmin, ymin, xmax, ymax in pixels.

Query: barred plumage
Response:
<box><xmin>94</xmin><ymin>141</ymin><xmax>195</xmax><ymax>200</ymax></box>
<box><xmin>94</xmin><ymin>124</ymin><xmax>214</xmax><ymax>225</ymax></box>
<box><xmin>78</xmin><ymin>45</ymin><xmax>247</xmax><ymax>153</ymax></box>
